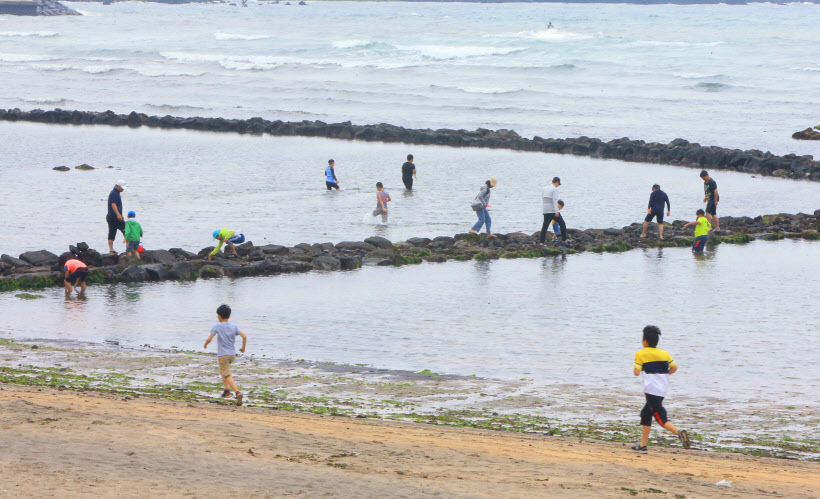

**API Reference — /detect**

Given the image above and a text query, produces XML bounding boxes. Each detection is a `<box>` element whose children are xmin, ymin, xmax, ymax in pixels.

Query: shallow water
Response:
<box><xmin>3</xmin><ymin>239</ymin><xmax>819</xmax><ymax>408</ymax></box>
<box><xmin>1</xmin><ymin>122</ymin><xmax>819</xmax><ymax>254</ymax></box>
<box><xmin>1</xmin><ymin>2</ymin><xmax>819</xmax><ymax>155</ymax></box>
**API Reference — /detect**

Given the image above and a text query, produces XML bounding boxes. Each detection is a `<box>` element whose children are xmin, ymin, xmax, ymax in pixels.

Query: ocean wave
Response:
<box><xmin>137</xmin><ymin>69</ymin><xmax>206</xmax><ymax>77</ymax></box>
<box><xmin>694</xmin><ymin>82</ymin><xmax>731</xmax><ymax>92</ymax></box>
<box><xmin>81</xmin><ymin>56</ymin><xmax>123</xmax><ymax>62</ymax></box>
<box><xmin>214</xmin><ymin>32</ymin><xmax>272</xmax><ymax>41</ymax></box>
<box><xmin>0</xmin><ymin>53</ymin><xmax>60</xmax><ymax>63</ymax></box>
<box><xmin>332</xmin><ymin>39</ymin><xmax>373</xmax><ymax>49</ymax></box>
<box><xmin>792</xmin><ymin>67</ymin><xmax>820</xmax><ymax>72</ymax></box>
<box><xmin>673</xmin><ymin>72</ymin><xmax>727</xmax><ymax>79</ymax></box>
<box><xmin>458</xmin><ymin>87</ymin><xmax>524</xmax><ymax>95</ymax></box>
<box><xmin>635</xmin><ymin>40</ymin><xmax>725</xmax><ymax>47</ymax></box>
<box><xmin>21</xmin><ymin>97</ymin><xmax>70</xmax><ymax>105</ymax></box>
<box><xmin>489</xmin><ymin>30</ymin><xmax>593</xmax><ymax>42</ymax></box>
<box><xmin>396</xmin><ymin>44</ymin><xmax>527</xmax><ymax>60</ymax></box>
<box><xmin>0</xmin><ymin>31</ymin><xmax>59</xmax><ymax>38</ymax></box>
<box><xmin>82</xmin><ymin>66</ymin><xmax>117</xmax><ymax>74</ymax></box>
<box><xmin>160</xmin><ymin>51</ymin><xmax>417</xmax><ymax>71</ymax></box>
<box><xmin>145</xmin><ymin>103</ymin><xmax>208</xmax><ymax>112</ymax></box>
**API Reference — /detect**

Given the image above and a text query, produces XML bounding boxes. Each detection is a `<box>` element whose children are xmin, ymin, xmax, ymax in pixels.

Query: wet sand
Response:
<box><xmin>0</xmin><ymin>384</ymin><xmax>817</xmax><ymax>498</ymax></box>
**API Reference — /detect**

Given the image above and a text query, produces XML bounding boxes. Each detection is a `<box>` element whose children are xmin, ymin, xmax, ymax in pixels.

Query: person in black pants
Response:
<box><xmin>539</xmin><ymin>177</ymin><xmax>567</xmax><ymax>246</ymax></box>
<box><xmin>402</xmin><ymin>154</ymin><xmax>416</xmax><ymax>190</ymax></box>
<box><xmin>106</xmin><ymin>180</ymin><xmax>127</xmax><ymax>254</ymax></box>
<box><xmin>640</xmin><ymin>184</ymin><xmax>671</xmax><ymax>239</ymax></box>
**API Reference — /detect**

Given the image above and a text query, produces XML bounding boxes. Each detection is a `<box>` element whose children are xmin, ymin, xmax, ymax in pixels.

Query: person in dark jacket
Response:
<box><xmin>469</xmin><ymin>177</ymin><xmax>497</xmax><ymax>237</ymax></box>
<box><xmin>641</xmin><ymin>184</ymin><xmax>671</xmax><ymax>239</ymax></box>
<box><xmin>402</xmin><ymin>154</ymin><xmax>416</xmax><ymax>190</ymax></box>
<box><xmin>106</xmin><ymin>180</ymin><xmax>126</xmax><ymax>254</ymax></box>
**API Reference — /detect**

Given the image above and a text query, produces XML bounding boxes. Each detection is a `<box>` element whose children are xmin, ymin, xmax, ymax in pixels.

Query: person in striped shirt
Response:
<box><xmin>631</xmin><ymin>325</ymin><xmax>691</xmax><ymax>453</ymax></box>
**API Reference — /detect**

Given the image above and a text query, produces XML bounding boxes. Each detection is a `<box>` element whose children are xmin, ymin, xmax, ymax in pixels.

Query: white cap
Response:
<box><xmin>116</xmin><ymin>179</ymin><xmax>127</xmax><ymax>189</ymax></box>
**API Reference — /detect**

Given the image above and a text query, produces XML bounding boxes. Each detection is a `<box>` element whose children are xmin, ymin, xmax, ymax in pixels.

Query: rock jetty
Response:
<box><xmin>793</xmin><ymin>127</ymin><xmax>820</xmax><ymax>141</ymax></box>
<box><xmin>2</xmin><ymin>107</ymin><xmax>819</xmax><ymax>181</ymax></box>
<box><xmin>0</xmin><ymin>0</ymin><xmax>80</xmax><ymax>15</ymax></box>
<box><xmin>2</xmin><ymin>210</ymin><xmax>818</xmax><ymax>293</ymax></box>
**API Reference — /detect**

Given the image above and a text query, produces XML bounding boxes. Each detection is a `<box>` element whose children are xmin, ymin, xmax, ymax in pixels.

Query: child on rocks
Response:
<box><xmin>551</xmin><ymin>200</ymin><xmax>566</xmax><ymax>243</ymax></box>
<box><xmin>372</xmin><ymin>182</ymin><xmax>391</xmax><ymax>223</ymax></box>
<box><xmin>123</xmin><ymin>211</ymin><xmax>143</xmax><ymax>259</ymax></box>
<box><xmin>209</xmin><ymin>229</ymin><xmax>245</xmax><ymax>260</ymax></box>
<box><xmin>683</xmin><ymin>209</ymin><xmax>711</xmax><ymax>253</ymax></box>
<box><xmin>204</xmin><ymin>304</ymin><xmax>247</xmax><ymax>406</ymax></box>
<box><xmin>632</xmin><ymin>325</ymin><xmax>690</xmax><ymax>453</ymax></box>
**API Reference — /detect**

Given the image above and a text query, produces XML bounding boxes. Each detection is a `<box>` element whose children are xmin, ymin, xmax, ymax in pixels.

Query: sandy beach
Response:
<box><xmin>0</xmin><ymin>383</ymin><xmax>817</xmax><ymax>498</ymax></box>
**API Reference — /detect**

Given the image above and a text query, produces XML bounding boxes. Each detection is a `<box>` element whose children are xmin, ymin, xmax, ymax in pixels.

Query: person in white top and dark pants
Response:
<box><xmin>540</xmin><ymin>176</ymin><xmax>567</xmax><ymax>245</ymax></box>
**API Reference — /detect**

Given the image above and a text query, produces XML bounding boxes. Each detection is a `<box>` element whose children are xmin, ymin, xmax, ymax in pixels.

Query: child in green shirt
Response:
<box><xmin>123</xmin><ymin>211</ymin><xmax>143</xmax><ymax>259</ymax></box>
<box><xmin>683</xmin><ymin>209</ymin><xmax>711</xmax><ymax>253</ymax></box>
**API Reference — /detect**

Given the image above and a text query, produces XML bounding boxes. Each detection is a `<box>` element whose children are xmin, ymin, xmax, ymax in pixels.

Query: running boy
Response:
<box><xmin>123</xmin><ymin>211</ymin><xmax>143</xmax><ymax>260</ymax></box>
<box><xmin>683</xmin><ymin>209</ymin><xmax>711</xmax><ymax>253</ymax></box>
<box><xmin>632</xmin><ymin>325</ymin><xmax>690</xmax><ymax>453</ymax></box>
<box><xmin>372</xmin><ymin>182</ymin><xmax>391</xmax><ymax>223</ymax></box>
<box><xmin>204</xmin><ymin>304</ymin><xmax>247</xmax><ymax>405</ymax></box>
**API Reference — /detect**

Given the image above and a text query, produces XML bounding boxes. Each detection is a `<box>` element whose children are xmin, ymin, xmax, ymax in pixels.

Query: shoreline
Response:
<box><xmin>2</xmin><ymin>209</ymin><xmax>819</xmax><ymax>292</ymax></box>
<box><xmin>2</xmin><ymin>338</ymin><xmax>819</xmax><ymax>462</ymax></box>
<box><xmin>3</xmin><ymin>107</ymin><xmax>819</xmax><ymax>181</ymax></box>
<box><xmin>3</xmin><ymin>385</ymin><xmax>818</xmax><ymax>498</ymax></box>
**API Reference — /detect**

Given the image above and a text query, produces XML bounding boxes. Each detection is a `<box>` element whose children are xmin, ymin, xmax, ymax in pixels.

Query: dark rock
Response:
<box><xmin>198</xmin><ymin>265</ymin><xmax>224</xmax><ymax>279</ymax></box>
<box><xmin>141</xmin><ymin>249</ymin><xmax>177</xmax><ymax>265</ymax></box>
<box><xmin>792</xmin><ymin>128</ymin><xmax>820</xmax><ymax>141</ymax></box>
<box><xmin>312</xmin><ymin>242</ymin><xmax>336</xmax><ymax>252</ymax></box>
<box><xmin>603</xmin><ymin>229</ymin><xmax>622</xmax><ymax>236</ymax></box>
<box><xmin>52</xmin><ymin>166</ymin><xmax>70</xmax><ymax>171</ymax></box>
<box><xmin>167</xmin><ymin>261</ymin><xmax>198</xmax><ymax>281</ymax></box>
<box><xmin>311</xmin><ymin>255</ymin><xmax>342</xmax><ymax>271</ymax></box>
<box><xmin>405</xmin><ymin>237</ymin><xmax>432</xmax><ymax>246</ymax></box>
<box><xmin>257</xmin><ymin>244</ymin><xmax>289</xmax><ymax>256</ymax></box>
<box><xmin>335</xmin><ymin>241</ymin><xmax>378</xmax><ymax>252</ymax></box>
<box><xmin>362</xmin><ymin>257</ymin><xmax>393</xmax><ymax>266</ymax></box>
<box><xmin>1</xmin><ymin>254</ymin><xmax>31</xmax><ymax>268</ymax></box>
<box><xmin>19</xmin><ymin>250</ymin><xmax>59</xmax><ymax>267</ymax></box>
<box><xmin>120</xmin><ymin>265</ymin><xmax>147</xmax><ymax>283</ymax></box>
<box><xmin>143</xmin><ymin>264</ymin><xmax>169</xmax><ymax>281</ymax></box>
<box><xmin>169</xmin><ymin>248</ymin><xmax>197</xmax><ymax>260</ymax></box>
<box><xmin>339</xmin><ymin>256</ymin><xmax>361</xmax><ymax>270</ymax></box>
<box><xmin>364</xmin><ymin>236</ymin><xmax>393</xmax><ymax>249</ymax></box>
<box><xmin>99</xmin><ymin>253</ymin><xmax>119</xmax><ymax>266</ymax></box>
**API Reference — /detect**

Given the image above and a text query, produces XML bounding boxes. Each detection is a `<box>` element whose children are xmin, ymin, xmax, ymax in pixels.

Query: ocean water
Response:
<box><xmin>2</xmin><ymin>121</ymin><xmax>819</xmax><ymax>254</ymax></box>
<box><xmin>3</xmin><ymin>239</ymin><xmax>819</xmax><ymax>407</ymax></box>
<box><xmin>0</xmin><ymin>1</ymin><xmax>819</xmax><ymax>156</ymax></box>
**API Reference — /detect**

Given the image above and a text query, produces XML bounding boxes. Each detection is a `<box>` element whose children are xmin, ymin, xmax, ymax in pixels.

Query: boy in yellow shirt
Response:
<box><xmin>683</xmin><ymin>209</ymin><xmax>711</xmax><ymax>253</ymax></box>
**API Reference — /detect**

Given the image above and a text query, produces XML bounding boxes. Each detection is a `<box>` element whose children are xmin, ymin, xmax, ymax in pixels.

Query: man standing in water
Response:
<box><xmin>402</xmin><ymin>154</ymin><xmax>416</xmax><ymax>190</ymax></box>
<box><xmin>700</xmin><ymin>170</ymin><xmax>720</xmax><ymax>232</ymax></box>
<box><xmin>106</xmin><ymin>180</ymin><xmax>126</xmax><ymax>255</ymax></box>
<box><xmin>640</xmin><ymin>184</ymin><xmax>671</xmax><ymax>239</ymax></box>
<box><xmin>325</xmin><ymin>159</ymin><xmax>340</xmax><ymax>191</ymax></box>
<box><xmin>540</xmin><ymin>177</ymin><xmax>567</xmax><ymax>246</ymax></box>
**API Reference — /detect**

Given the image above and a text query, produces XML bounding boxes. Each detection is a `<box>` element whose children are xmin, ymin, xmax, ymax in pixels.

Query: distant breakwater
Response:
<box><xmin>2</xmin><ymin>210</ymin><xmax>818</xmax><ymax>293</ymax></box>
<box><xmin>3</xmin><ymin>107</ymin><xmax>819</xmax><ymax>182</ymax></box>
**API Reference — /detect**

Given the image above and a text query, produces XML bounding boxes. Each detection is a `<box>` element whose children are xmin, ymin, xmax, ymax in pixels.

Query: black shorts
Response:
<box><xmin>402</xmin><ymin>176</ymin><xmax>413</xmax><ymax>190</ymax></box>
<box><xmin>644</xmin><ymin>210</ymin><xmax>664</xmax><ymax>224</ymax></box>
<box><xmin>106</xmin><ymin>215</ymin><xmax>125</xmax><ymax>241</ymax></box>
<box><xmin>705</xmin><ymin>201</ymin><xmax>717</xmax><ymax>215</ymax></box>
<box><xmin>640</xmin><ymin>393</ymin><xmax>669</xmax><ymax>426</ymax></box>
<box><xmin>65</xmin><ymin>268</ymin><xmax>89</xmax><ymax>285</ymax></box>
<box><xmin>326</xmin><ymin>181</ymin><xmax>339</xmax><ymax>190</ymax></box>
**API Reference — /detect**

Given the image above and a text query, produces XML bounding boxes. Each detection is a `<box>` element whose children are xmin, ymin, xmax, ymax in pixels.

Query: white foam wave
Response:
<box><xmin>332</xmin><ymin>39</ymin><xmax>372</xmax><ymax>49</ymax></box>
<box><xmin>0</xmin><ymin>31</ymin><xmax>59</xmax><ymax>38</ymax></box>
<box><xmin>635</xmin><ymin>40</ymin><xmax>725</xmax><ymax>47</ymax></box>
<box><xmin>491</xmin><ymin>30</ymin><xmax>593</xmax><ymax>42</ymax></box>
<box><xmin>160</xmin><ymin>51</ymin><xmax>420</xmax><ymax>71</ymax></box>
<box><xmin>0</xmin><ymin>53</ymin><xmax>60</xmax><ymax>63</ymax></box>
<box><xmin>673</xmin><ymin>72</ymin><xmax>726</xmax><ymax>79</ymax></box>
<box><xmin>397</xmin><ymin>44</ymin><xmax>527</xmax><ymax>60</ymax></box>
<box><xmin>137</xmin><ymin>69</ymin><xmax>206</xmax><ymax>77</ymax></box>
<box><xmin>22</xmin><ymin>97</ymin><xmax>69</xmax><ymax>105</ymax></box>
<box><xmin>459</xmin><ymin>87</ymin><xmax>522</xmax><ymax>95</ymax></box>
<box><xmin>82</xmin><ymin>66</ymin><xmax>116</xmax><ymax>74</ymax></box>
<box><xmin>792</xmin><ymin>67</ymin><xmax>820</xmax><ymax>72</ymax></box>
<box><xmin>81</xmin><ymin>56</ymin><xmax>123</xmax><ymax>62</ymax></box>
<box><xmin>214</xmin><ymin>32</ymin><xmax>272</xmax><ymax>41</ymax></box>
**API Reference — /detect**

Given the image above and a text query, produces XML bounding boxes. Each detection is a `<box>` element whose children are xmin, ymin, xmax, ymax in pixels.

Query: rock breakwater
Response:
<box><xmin>3</xmin><ymin>107</ymin><xmax>819</xmax><ymax>181</ymax></box>
<box><xmin>2</xmin><ymin>210</ymin><xmax>818</xmax><ymax>293</ymax></box>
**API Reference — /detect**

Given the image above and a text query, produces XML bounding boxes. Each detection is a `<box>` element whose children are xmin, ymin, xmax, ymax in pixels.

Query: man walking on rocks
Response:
<box><xmin>700</xmin><ymin>170</ymin><xmax>720</xmax><ymax>232</ymax></box>
<box><xmin>540</xmin><ymin>177</ymin><xmax>567</xmax><ymax>246</ymax></box>
<box><xmin>402</xmin><ymin>154</ymin><xmax>416</xmax><ymax>191</ymax></box>
<box><xmin>641</xmin><ymin>184</ymin><xmax>671</xmax><ymax>239</ymax></box>
<box><xmin>106</xmin><ymin>180</ymin><xmax>126</xmax><ymax>255</ymax></box>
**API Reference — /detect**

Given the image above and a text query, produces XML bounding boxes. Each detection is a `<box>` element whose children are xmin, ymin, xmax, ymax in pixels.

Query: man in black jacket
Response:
<box><xmin>640</xmin><ymin>184</ymin><xmax>670</xmax><ymax>239</ymax></box>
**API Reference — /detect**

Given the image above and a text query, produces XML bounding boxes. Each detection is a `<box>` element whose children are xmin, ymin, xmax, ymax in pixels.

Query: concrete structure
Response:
<box><xmin>0</xmin><ymin>0</ymin><xmax>38</xmax><ymax>15</ymax></box>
